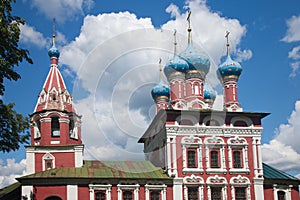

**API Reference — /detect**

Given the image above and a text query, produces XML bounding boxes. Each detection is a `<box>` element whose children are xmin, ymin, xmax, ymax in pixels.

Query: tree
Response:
<box><xmin>0</xmin><ymin>0</ymin><xmax>33</xmax><ymax>152</ymax></box>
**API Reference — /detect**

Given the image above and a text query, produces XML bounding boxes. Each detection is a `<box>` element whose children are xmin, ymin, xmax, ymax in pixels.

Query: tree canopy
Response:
<box><xmin>0</xmin><ymin>0</ymin><xmax>33</xmax><ymax>152</ymax></box>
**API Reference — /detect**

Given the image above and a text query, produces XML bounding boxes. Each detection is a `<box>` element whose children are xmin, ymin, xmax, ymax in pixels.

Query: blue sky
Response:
<box><xmin>1</xmin><ymin>0</ymin><xmax>300</xmax><ymax>187</ymax></box>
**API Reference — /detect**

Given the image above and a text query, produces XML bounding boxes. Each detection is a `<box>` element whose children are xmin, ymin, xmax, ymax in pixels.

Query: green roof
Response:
<box><xmin>0</xmin><ymin>182</ymin><xmax>21</xmax><ymax>200</ymax></box>
<box><xmin>263</xmin><ymin>163</ymin><xmax>300</xmax><ymax>181</ymax></box>
<box><xmin>18</xmin><ymin>160</ymin><xmax>171</xmax><ymax>184</ymax></box>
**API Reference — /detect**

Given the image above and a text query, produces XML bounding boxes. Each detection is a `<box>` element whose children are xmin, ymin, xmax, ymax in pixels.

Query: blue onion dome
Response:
<box><xmin>151</xmin><ymin>80</ymin><xmax>170</xmax><ymax>101</ymax></box>
<box><xmin>204</xmin><ymin>84</ymin><xmax>216</xmax><ymax>101</ymax></box>
<box><xmin>48</xmin><ymin>43</ymin><xmax>60</xmax><ymax>58</ymax></box>
<box><xmin>180</xmin><ymin>43</ymin><xmax>211</xmax><ymax>79</ymax></box>
<box><xmin>164</xmin><ymin>54</ymin><xmax>189</xmax><ymax>78</ymax></box>
<box><xmin>217</xmin><ymin>54</ymin><xmax>242</xmax><ymax>81</ymax></box>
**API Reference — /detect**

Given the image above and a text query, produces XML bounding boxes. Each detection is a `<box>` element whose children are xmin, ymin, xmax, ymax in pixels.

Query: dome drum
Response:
<box><xmin>185</xmin><ymin>69</ymin><xmax>207</xmax><ymax>80</ymax></box>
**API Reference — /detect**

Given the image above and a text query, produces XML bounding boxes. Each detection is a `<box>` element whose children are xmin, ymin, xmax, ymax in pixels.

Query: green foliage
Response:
<box><xmin>0</xmin><ymin>0</ymin><xmax>33</xmax><ymax>152</ymax></box>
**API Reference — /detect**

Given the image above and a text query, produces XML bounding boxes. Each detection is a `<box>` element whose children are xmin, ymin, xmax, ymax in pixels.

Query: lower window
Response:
<box><xmin>123</xmin><ymin>191</ymin><xmax>133</xmax><ymax>200</ymax></box>
<box><xmin>95</xmin><ymin>191</ymin><xmax>105</xmax><ymax>200</ymax></box>
<box><xmin>150</xmin><ymin>191</ymin><xmax>160</xmax><ymax>200</ymax></box>
<box><xmin>188</xmin><ymin>187</ymin><xmax>198</xmax><ymax>200</ymax></box>
<box><xmin>211</xmin><ymin>187</ymin><xmax>222</xmax><ymax>200</ymax></box>
<box><xmin>235</xmin><ymin>187</ymin><xmax>246</xmax><ymax>200</ymax></box>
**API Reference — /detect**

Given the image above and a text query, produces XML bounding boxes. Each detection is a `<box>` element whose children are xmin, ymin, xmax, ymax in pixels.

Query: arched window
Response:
<box><xmin>210</xmin><ymin>151</ymin><xmax>219</xmax><ymax>168</ymax></box>
<box><xmin>45</xmin><ymin>196</ymin><xmax>62</xmax><ymax>200</ymax></box>
<box><xmin>211</xmin><ymin>187</ymin><xmax>222</xmax><ymax>200</ymax></box>
<box><xmin>95</xmin><ymin>191</ymin><xmax>106</xmax><ymax>200</ymax></box>
<box><xmin>51</xmin><ymin>116</ymin><xmax>60</xmax><ymax>137</ymax></box>
<box><xmin>205</xmin><ymin>120</ymin><xmax>220</xmax><ymax>126</ymax></box>
<box><xmin>150</xmin><ymin>191</ymin><xmax>160</xmax><ymax>200</ymax></box>
<box><xmin>123</xmin><ymin>191</ymin><xmax>133</xmax><ymax>200</ymax></box>
<box><xmin>277</xmin><ymin>191</ymin><xmax>286</xmax><ymax>200</ymax></box>
<box><xmin>187</xmin><ymin>150</ymin><xmax>196</xmax><ymax>168</ymax></box>
<box><xmin>194</xmin><ymin>84</ymin><xmax>199</xmax><ymax>95</ymax></box>
<box><xmin>233</xmin><ymin>151</ymin><xmax>242</xmax><ymax>168</ymax></box>
<box><xmin>235</xmin><ymin>187</ymin><xmax>246</xmax><ymax>200</ymax></box>
<box><xmin>188</xmin><ymin>187</ymin><xmax>198</xmax><ymax>200</ymax></box>
<box><xmin>233</xmin><ymin>120</ymin><xmax>248</xmax><ymax>127</ymax></box>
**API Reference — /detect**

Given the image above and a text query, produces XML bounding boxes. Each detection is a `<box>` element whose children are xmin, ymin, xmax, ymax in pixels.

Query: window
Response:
<box><xmin>123</xmin><ymin>191</ymin><xmax>133</xmax><ymax>200</ymax></box>
<box><xmin>150</xmin><ymin>191</ymin><xmax>160</xmax><ymax>200</ymax></box>
<box><xmin>235</xmin><ymin>187</ymin><xmax>246</xmax><ymax>200</ymax></box>
<box><xmin>51</xmin><ymin>116</ymin><xmax>60</xmax><ymax>137</ymax></box>
<box><xmin>187</xmin><ymin>150</ymin><xmax>196</xmax><ymax>168</ymax></box>
<box><xmin>46</xmin><ymin>161</ymin><xmax>52</xmax><ymax>170</ymax></box>
<box><xmin>69</xmin><ymin>118</ymin><xmax>74</xmax><ymax>136</ymax></box>
<box><xmin>211</xmin><ymin>187</ymin><xmax>222</xmax><ymax>200</ymax></box>
<box><xmin>210</xmin><ymin>151</ymin><xmax>219</xmax><ymax>168</ymax></box>
<box><xmin>188</xmin><ymin>187</ymin><xmax>198</xmax><ymax>200</ymax></box>
<box><xmin>277</xmin><ymin>191</ymin><xmax>286</xmax><ymax>200</ymax></box>
<box><xmin>95</xmin><ymin>191</ymin><xmax>105</xmax><ymax>200</ymax></box>
<box><xmin>233</xmin><ymin>151</ymin><xmax>242</xmax><ymax>168</ymax></box>
<box><xmin>45</xmin><ymin>197</ymin><xmax>62</xmax><ymax>200</ymax></box>
<box><xmin>233</xmin><ymin>120</ymin><xmax>248</xmax><ymax>127</ymax></box>
<box><xmin>205</xmin><ymin>120</ymin><xmax>220</xmax><ymax>126</ymax></box>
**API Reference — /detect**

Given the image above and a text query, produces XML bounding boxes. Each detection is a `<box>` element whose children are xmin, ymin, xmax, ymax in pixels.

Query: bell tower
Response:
<box><xmin>25</xmin><ymin>22</ymin><xmax>84</xmax><ymax>174</ymax></box>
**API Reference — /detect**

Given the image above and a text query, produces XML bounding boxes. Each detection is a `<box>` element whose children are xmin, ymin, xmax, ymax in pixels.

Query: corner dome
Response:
<box><xmin>48</xmin><ymin>43</ymin><xmax>60</xmax><ymax>58</ymax></box>
<box><xmin>164</xmin><ymin>54</ymin><xmax>189</xmax><ymax>77</ymax></box>
<box><xmin>180</xmin><ymin>43</ymin><xmax>210</xmax><ymax>75</ymax></box>
<box><xmin>151</xmin><ymin>81</ymin><xmax>170</xmax><ymax>101</ymax></box>
<box><xmin>204</xmin><ymin>85</ymin><xmax>216</xmax><ymax>101</ymax></box>
<box><xmin>217</xmin><ymin>55</ymin><xmax>242</xmax><ymax>80</ymax></box>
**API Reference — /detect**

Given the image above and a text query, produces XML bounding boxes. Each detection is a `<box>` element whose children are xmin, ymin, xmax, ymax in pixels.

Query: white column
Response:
<box><xmin>172</xmin><ymin>137</ymin><xmax>177</xmax><ymax>176</ymax></box>
<box><xmin>25</xmin><ymin>147</ymin><xmax>35</xmax><ymax>174</ymax></box>
<box><xmin>247</xmin><ymin>185</ymin><xmax>251</xmax><ymax>200</ymax></box>
<box><xmin>117</xmin><ymin>187</ymin><xmax>122</xmax><ymax>200</ymax></box>
<box><xmin>74</xmin><ymin>145</ymin><xmax>84</xmax><ymax>167</ymax></box>
<box><xmin>107</xmin><ymin>186</ymin><xmax>111</xmax><ymax>200</ymax></box>
<box><xmin>228</xmin><ymin>146</ymin><xmax>232</xmax><ymax>169</ymax></box>
<box><xmin>173</xmin><ymin>178</ymin><xmax>183</xmax><ymax>200</ymax></box>
<box><xmin>89</xmin><ymin>187</ymin><xmax>94</xmax><ymax>200</ymax></box>
<box><xmin>221</xmin><ymin>146</ymin><xmax>226</xmax><ymax>170</ymax></box>
<box><xmin>244</xmin><ymin>146</ymin><xmax>249</xmax><ymax>170</ymax></box>
<box><xmin>273</xmin><ymin>184</ymin><xmax>278</xmax><ymax>200</ymax></box>
<box><xmin>231</xmin><ymin>186</ymin><xmax>235</xmax><ymax>200</ymax></box>
<box><xmin>287</xmin><ymin>185</ymin><xmax>293</xmax><ymax>200</ymax></box>
<box><xmin>182</xmin><ymin>145</ymin><xmax>187</xmax><ymax>169</ymax></box>
<box><xmin>205</xmin><ymin>146</ymin><xmax>209</xmax><ymax>169</ymax></box>
<box><xmin>207</xmin><ymin>186</ymin><xmax>211</xmax><ymax>200</ymax></box>
<box><xmin>198</xmin><ymin>146</ymin><xmax>202</xmax><ymax>170</ymax></box>
<box><xmin>22</xmin><ymin>186</ymin><xmax>33</xmax><ymax>200</ymax></box>
<box><xmin>223</xmin><ymin>186</ymin><xmax>227</xmax><ymax>200</ymax></box>
<box><xmin>252</xmin><ymin>138</ymin><xmax>258</xmax><ymax>176</ymax></box>
<box><xmin>67</xmin><ymin>185</ymin><xmax>78</xmax><ymax>200</ymax></box>
<box><xmin>183</xmin><ymin>185</ymin><xmax>188</xmax><ymax>200</ymax></box>
<box><xmin>145</xmin><ymin>186</ymin><xmax>150</xmax><ymax>200</ymax></box>
<box><xmin>257</xmin><ymin>139</ymin><xmax>263</xmax><ymax>176</ymax></box>
<box><xmin>134</xmin><ymin>185</ymin><xmax>139</xmax><ymax>200</ymax></box>
<box><xmin>167</xmin><ymin>137</ymin><xmax>172</xmax><ymax>175</ymax></box>
<box><xmin>162</xmin><ymin>186</ymin><xmax>167</xmax><ymax>200</ymax></box>
<box><xmin>254</xmin><ymin>178</ymin><xmax>264</xmax><ymax>200</ymax></box>
<box><xmin>199</xmin><ymin>185</ymin><xmax>204</xmax><ymax>200</ymax></box>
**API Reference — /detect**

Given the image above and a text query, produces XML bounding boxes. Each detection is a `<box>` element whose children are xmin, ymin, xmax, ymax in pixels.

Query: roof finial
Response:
<box><xmin>52</xmin><ymin>18</ymin><xmax>56</xmax><ymax>46</ymax></box>
<box><xmin>159</xmin><ymin>58</ymin><xmax>163</xmax><ymax>81</ymax></box>
<box><xmin>173</xmin><ymin>29</ymin><xmax>177</xmax><ymax>55</ymax></box>
<box><xmin>187</xmin><ymin>10</ymin><xmax>192</xmax><ymax>44</ymax></box>
<box><xmin>225</xmin><ymin>31</ymin><xmax>230</xmax><ymax>56</ymax></box>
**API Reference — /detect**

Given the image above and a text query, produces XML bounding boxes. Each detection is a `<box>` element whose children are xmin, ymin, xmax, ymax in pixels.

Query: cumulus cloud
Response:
<box><xmin>282</xmin><ymin>15</ymin><xmax>300</xmax><ymax>43</ymax></box>
<box><xmin>262</xmin><ymin>101</ymin><xmax>300</xmax><ymax>174</ymax></box>
<box><xmin>0</xmin><ymin>159</ymin><xmax>26</xmax><ymax>188</ymax></box>
<box><xmin>20</xmin><ymin>24</ymin><xmax>47</xmax><ymax>48</ymax></box>
<box><xmin>58</xmin><ymin>1</ymin><xmax>248</xmax><ymax>161</ymax></box>
<box><xmin>28</xmin><ymin>0</ymin><xmax>94</xmax><ymax>23</ymax></box>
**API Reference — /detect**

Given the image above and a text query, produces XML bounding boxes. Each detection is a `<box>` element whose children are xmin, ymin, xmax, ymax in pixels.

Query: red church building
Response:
<box><xmin>0</xmin><ymin>13</ymin><xmax>299</xmax><ymax>200</ymax></box>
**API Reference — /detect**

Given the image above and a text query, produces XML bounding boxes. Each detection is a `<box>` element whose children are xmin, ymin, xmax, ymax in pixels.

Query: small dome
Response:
<box><xmin>180</xmin><ymin>43</ymin><xmax>210</xmax><ymax>74</ymax></box>
<box><xmin>204</xmin><ymin>85</ymin><xmax>216</xmax><ymax>101</ymax></box>
<box><xmin>164</xmin><ymin>54</ymin><xmax>189</xmax><ymax>77</ymax></box>
<box><xmin>151</xmin><ymin>81</ymin><xmax>170</xmax><ymax>101</ymax></box>
<box><xmin>48</xmin><ymin>43</ymin><xmax>60</xmax><ymax>58</ymax></box>
<box><xmin>217</xmin><ymin>55</ymin><xmax>242</xmax><ymax>80</ymax></box>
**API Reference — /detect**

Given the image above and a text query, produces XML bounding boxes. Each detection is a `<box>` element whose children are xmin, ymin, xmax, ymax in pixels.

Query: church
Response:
<box><xmin>0</xmin><ymin>12</ymin><xmax>300</xmax><ymax>200</ymax></box>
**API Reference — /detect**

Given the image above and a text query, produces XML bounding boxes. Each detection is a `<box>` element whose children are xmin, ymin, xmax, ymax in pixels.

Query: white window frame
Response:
<box><xmin>227</xmin><ymin>136</ymin><xmax>249</xmax><ymax>173</ymax></box>
<box><xmin>89</xmin><ymin>184</ymin><xmax>112</xmax><ymax>200</ymax></box>
<box><xmin>204</xmin><ymin>137</ymin><xmax>226</xmax><ymax>174</ymax></box>
<box><xmin>181</xmin><ymin>136</ymin><xmax>203</xmax><ymax>173</ymax></box>
<box><xmin>273</xmin><ymin>184</ymin><xmax>292</xmax><ymax>200</ymax></box>
<box><xmin>145</xmin><ymin>184</ymin><xmax>167</xmax><ymax>200</ymax></box>
<box><xmin>230</xmin><ymin>175</ymin><xmax>251</xmax><ymax>200</ymax></box>
<box><xmin>183</xmin><ymin>175</ymin><xmax>204</xmax><ymax>200</ymax></box>
<box><xmin>42</xmin><ymin>152</ymin><xmax>55</xmax><ymax>171</ymax></box>
<box><xmin>206</xmin><ymin>175</ymin><xmax>228</xmax><ymax>200</ymax></box>
<box><xmin>117</xmin><ymin>184</ymin><xmax>139</xmax><ymax>200</ymax></box>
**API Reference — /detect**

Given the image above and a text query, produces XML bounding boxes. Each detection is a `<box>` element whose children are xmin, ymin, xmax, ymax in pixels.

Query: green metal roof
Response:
<box><xmin>0</xmin><ymin>182</ymin><xmax>21</xmax><ymax>200</ymax></box>
<box><xmin>263</xmin><ymin>163</ymin><xmax>300</xmax><ymax>181</ymax></box>
<box><xmin>19</xmin><ymin>160</ymin><xmax>170</xmax><ymax>180</ymax></box>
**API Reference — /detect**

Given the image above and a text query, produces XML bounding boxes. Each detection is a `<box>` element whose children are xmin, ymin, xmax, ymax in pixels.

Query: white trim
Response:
<box><xmin>89</xmin><ymin>184</ymin><xmax>112</xmax><ymax>200</ymax></box>
<box><xmin>173</xmin><ymin>178</ymin><xmax>183</xmax><ymax>200</ymax></box>
<box><xmin>145</xmin><ymin>184</ymin><xmax>167</xmax><ymax>200</ymax></box>
<box><xmin>42</xmin><ymin>152</ymin><xmax>55</xmax><ymax>170</ymax></box>
<box><xmin>273</xmin><ymin>184</ymin><xmax>292</xmax><ymax>200</ymax></box>
<box><xmin>204</xmin><ymin>137</ymin><xmax>226</xmax><ymax>173</ymax></box>
<box><xmin>227</xmin><ymin>136</ymin><xmax>249</xmax><ymax>173</ymax></box>
<box><xmin>181</xmin><ymin>136</ymin><xmax>203</xmax><ymax>173</ymax></box>
<box><xmin>74</xmin><ymin>145</ymin><xmax>84</xmax><ymax>167</ymax></box>
<box><xmin>206</xmin><ymin>175</ymin><xmax>228</xmax><ymax>200</ymax></box>
<box><xmin>26</xmin><ymin>149</ymin><xmax>35</xmax><ymax>174</ymax></box>
<box><xmin>117</xmin><ymin>184</ymin><xmax>139</xmax><ymax>200</ymax></box>
<box><xmin>230</xmin><ymin>175</ymin><xmax>251</xmax><ymax>200</ymax></box>
<box><xmin>67</xmin><ymin>185</ymin><xmax>78</xmax><ymax>200</ymax></box>
<box><xmin>22</xmin><ymin>185</ymin><xmax>33</xmax><ymax>200</ymax></box>
<box><xmin>50</xmin><ymin>140</ymin><xmax>60</xmax><ymax>144</ymax></box>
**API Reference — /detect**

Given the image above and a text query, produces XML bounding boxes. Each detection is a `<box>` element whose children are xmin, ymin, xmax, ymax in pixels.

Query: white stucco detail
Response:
<box><xmin>21</xmin><ymin>185</ymin><xmax>33</xmax><ymax>200</ymax></box>
<box><xmin>25</xmin><ymin>147</ymin><xmax>35</xmax><ymax>174</ymax></box>
<box><xmin>67</xmin><ymin>185</ymin><xmax>78</xmax><ymax>200</ymax></box>
<box><xmin>74</xmin><ymin>145</ymin><xmax>84</xmax><ymax>167</ymax></box>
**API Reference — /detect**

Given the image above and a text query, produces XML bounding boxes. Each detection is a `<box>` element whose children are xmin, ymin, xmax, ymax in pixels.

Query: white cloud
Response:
<box><xmin>288</xmin><ymin>46</ymin><xmax>300</xmax><ymax>60</ymax></box>
<box><xmin>0</xmin><ymin>159</ymin><xmax>26</xmax><ymax>188</ymax></box>
<box><xmin>166</xmin><ymin>3</ymin><xmax>180</xmax><ymax>18</ymax></box>
<box><xmin>282</xmin><ymin>15</ymin><xmax>300</xmax><ymax>43</ymax></box>
<box><xmin>19</xmin><ymin>24</ymin><xmax>47</xmax><ymax>48</ymax></box>
<box><xmin>58</xmin><ymin>1</ymin><xmax>248</xmax><ymax>160</ymax></box>
<box><xmin>262</xmin><ymin>101</ymin><xmax>300</xmax><ymax>174</ymax></box>
<box><xmin>28</xmin><ymin>0</ymin><xmax>94</xmax><ymax>23</ymax></box>
<box><xmin>289</xmin><ymin>61</ymin><xmax>300</xmax><ymax>78</ymax></box>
